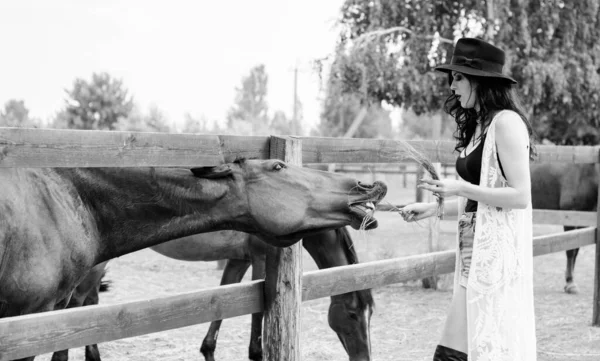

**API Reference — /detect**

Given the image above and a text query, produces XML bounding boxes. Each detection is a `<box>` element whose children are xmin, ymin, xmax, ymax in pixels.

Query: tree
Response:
<box><xmin>114</xmin><ymin>104</ymin><xmax>172</xmax><ymax>133</ymax></box>
<box><xmin>326</xmin><ymin>0</ymin><xmax>600</xmax><ymax>145</ymax></box>
<box><xmin>180</xmin><ymin>113</ymin><xmax>224</xmax><ymax>135</ymax></box>
<box><xmin>318</xmin><ymin>89</ymin><xmax>391</xmax><ymax>138</ymax></box>
<box><xmin>0</xmin><ymin>99</ymin><xmax>39</xmax><ymax>127</ymax></box>
<box><xmin>226</xmin><ymin>65</ymin><xmax>269</xmax><ymax>135</ymax></box>
<box><xmin>62</xmin><ymin>72</ymin><xmax>134</xmax><ymax>130</ymax></box>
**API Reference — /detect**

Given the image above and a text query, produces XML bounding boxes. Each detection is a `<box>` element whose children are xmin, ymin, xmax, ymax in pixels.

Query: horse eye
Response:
<box><xmin>347</xmin><ymin>312</ymin><xmax>359</xmax><ymax>321</ymax></box>
<box><xmin>273</xmin><ymin>163</ymin><xmax>286</xmax><ymax>171</ymax></box>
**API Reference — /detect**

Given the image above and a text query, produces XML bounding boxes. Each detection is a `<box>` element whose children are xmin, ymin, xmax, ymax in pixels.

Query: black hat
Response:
<box><xmin>435</xmin><ymin>38</ymin><xmax>517</xmax><ymax>84</ymax></box>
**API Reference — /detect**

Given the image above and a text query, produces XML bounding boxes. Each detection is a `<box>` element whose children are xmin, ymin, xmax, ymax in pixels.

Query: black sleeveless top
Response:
<box><xmin>455</xmin><ymin>135</ymin><xmax>505</xmax><ymax>212</ymax></box>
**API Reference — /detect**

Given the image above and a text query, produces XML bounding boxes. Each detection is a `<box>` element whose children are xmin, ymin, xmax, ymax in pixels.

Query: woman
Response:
<box><xmin>401</xmin><ymin>38</ymin><xmax>537</xmax><ymax>361</ymax></box>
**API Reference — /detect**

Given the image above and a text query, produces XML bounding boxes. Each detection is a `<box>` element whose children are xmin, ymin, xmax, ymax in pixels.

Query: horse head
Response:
<box><xmin>328</xmin><ymin>292</ymin><xmax>373</xmax><ymax>361</ymax></box>
<box><xmin>303</xmin><ymin>227</ymin><xmax>374</xmax><ymax>361</ymax></box>
<box><xmin>191</xmin><ymin>159</ymin><xmax>387</xmax><ymax>247</ymax></box>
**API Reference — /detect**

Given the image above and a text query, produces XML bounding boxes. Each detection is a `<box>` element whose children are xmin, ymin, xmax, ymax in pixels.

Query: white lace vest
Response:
<box><xmin>453</xmin><ymin>110</ymin><xmax>537</xmax><ymax>361</ymax></box>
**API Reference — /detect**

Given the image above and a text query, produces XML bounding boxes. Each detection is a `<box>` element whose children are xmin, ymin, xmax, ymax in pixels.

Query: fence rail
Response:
<box><xmin>0</xmin><ymin>127</ymin><xmax>598</xmax><ymax>361</ymax></box>
<box><xmin>1</xmin><ymin>128</ymin><xmax>599</xmax><ymax>167</ymax></box>
<box><xmin>0</xmin><ymin>225</ymin><xmax>596</xmax><ymax>361</ymax></box>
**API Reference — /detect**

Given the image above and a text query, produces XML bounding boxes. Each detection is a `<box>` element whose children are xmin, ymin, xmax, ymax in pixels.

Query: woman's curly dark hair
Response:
<box><xmin>443</xmin><ymin>73</ymin><xmax>536</xmax><ymax>159</ymax></box>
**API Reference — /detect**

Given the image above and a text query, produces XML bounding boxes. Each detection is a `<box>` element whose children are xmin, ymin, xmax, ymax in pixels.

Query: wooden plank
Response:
<box><xmin>593</xmin><ymin>151</ymin><xmax>600</xmax><ymax>326</ymax></box>
<box><xmin>300</xmin><ymin>137</ymin><xmax>600</xmax><ymax>164</ymax></box>
<box><xmin>302</xmin><ymin>228</ymin><xmax>596</xmax><ymax>300</ymax></box>
<box><xmin>0</xmin><ymin>127</ymin><xmax>270</xmax><ymax>167</ymax></box>
<box><xmin>0</xmin><ymin>281</ymin><xmax>263</xmax><ymax>361</ymax></box>
<box><xmin>263</xmin><ymin>136</ymin><xmax>302</xmax><ymax>361</ymax></box>
<box><xmin>302</xmin><ymin>250</ymin><xmax>456</xmax><ymax>300</ymax></box>
<box><xmin>376</xmin><ymin>206</ymin><xmax>597</xmax><ymax>227</ymax></box>
<box><xmin>1</xmin><ymin>128</ymin><xmax>598</xmax><ymax>167</ymax></box>
<box><xmin>534</xmin><ymin>145</ymin><xmax>600</xmax><ymax>164</ymax></box>
<box><xmin>532</xmin><ymin>227</ymin><xmax>596</xmax><ymax>257</ymax></box>
<box><xmin>532</xmin><ymin>209</ymin><xmax>597</xmax><ymax>227</ymax></box>
<box><xmin>423</xmin><ymin>163</ymin><xmax>442</xmax><ymax>289</ymax></box>
<box><xmin>311</xmin><ymin>162</ymin><xmax>457</xmax><ymax>175</ymax></box>
<box><xmin>300</xmin><ymin>138</ymin><xmax>458</xmax><ymax>164</ymax></box>
<box><xmin>1</xmin><ymin>227</ymin><xmax>596</xmax><ymax>359</ymax></box>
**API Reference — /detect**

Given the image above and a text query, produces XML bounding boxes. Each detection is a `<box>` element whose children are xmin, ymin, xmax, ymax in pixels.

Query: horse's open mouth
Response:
<box><xmin>349</xmin><ymin>201</ymin><xmax>378</xmax><ymax>230</ymax></box>
<box><xmin>348</xmin><ymin>180</ymin><xmax>387</xmax><ymax>231</ymax></box>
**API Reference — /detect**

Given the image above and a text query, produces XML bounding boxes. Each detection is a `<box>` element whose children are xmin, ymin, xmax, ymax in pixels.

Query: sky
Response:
<box><xmin>0</xmin><ymin>0</ymin><xmax>346</xmax><ymax>133</ymax></box>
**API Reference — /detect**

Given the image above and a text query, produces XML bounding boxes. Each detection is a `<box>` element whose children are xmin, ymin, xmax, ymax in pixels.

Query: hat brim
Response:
<box><xmin>435</xmin><ymin>64</ymin><xmax>517</xmax><ymax>84</ymax></box>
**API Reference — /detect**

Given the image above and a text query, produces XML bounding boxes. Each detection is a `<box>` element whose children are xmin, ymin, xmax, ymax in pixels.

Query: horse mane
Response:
<box><xmin>335</xmin><ymin>227</ymin><xmax>375</xmax><ymax>310</ymax></box>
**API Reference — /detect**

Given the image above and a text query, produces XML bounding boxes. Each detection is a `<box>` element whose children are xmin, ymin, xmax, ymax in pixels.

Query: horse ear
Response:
<box><xmin>190</xmin><ymin>164</ymin><xmax>232</xmax><ymax>179</ymax></box>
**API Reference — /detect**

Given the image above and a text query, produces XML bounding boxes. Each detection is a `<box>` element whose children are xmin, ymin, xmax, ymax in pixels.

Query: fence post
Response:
<box><xmin>421</xmin><ymin>163</ymin><xmax>442</xmax><ymax>289</ymax></box>
<box><xmin>593</xmin><ymin>148</ymin><xmax>600</xmax><ymax>326</ymax></box>
<box><xmin>263</xmin><ymin>136</ymin><xmax>303</xmax><ymax>360</ymax></box>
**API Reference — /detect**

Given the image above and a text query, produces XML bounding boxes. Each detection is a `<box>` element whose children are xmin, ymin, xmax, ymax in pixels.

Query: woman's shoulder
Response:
<box><xmin>492</xmin><ymin>109</ymin><xmax>521</xmax><ymax>122</ymax></box>
<box><xmin>492</xmin><ymin>110</ymin><xmax>528</xmax><ymax>142</ymax></box>
<box><xmin>492</xmin><ymin>110</ymin><xmax>525</xmax><ymax>131</ymax></box>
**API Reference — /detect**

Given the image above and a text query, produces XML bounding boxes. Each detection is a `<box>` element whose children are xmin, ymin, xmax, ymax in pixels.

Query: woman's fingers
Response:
<box><xmin>418</xmin><ymin>178</ymin><xmax>442</xmax><ymax>186</ymax></box>
<box><xmin>417</xmin><ymin>184</ymin><xmax>440</xmax><ymax>193</ymax></box>
<box><xmin>398</xmin><ymin>208</ymin><xmax>416</xmax><ymax>222</ymax></box>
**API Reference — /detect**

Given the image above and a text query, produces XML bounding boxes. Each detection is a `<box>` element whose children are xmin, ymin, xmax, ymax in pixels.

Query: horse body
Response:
<box><xmin>0</xmin><ymin>159</ymin><xmax>386</xmax><ymax>361</ymax></box>
<box><xmin>531</xmin><ymin>162</ymin><xmax>599</xmax><ymax>293</ymax></box>
<box><xmin>151</xmin><ymin>230</ymin><xmax>249</xmax><ymax>261</ymax></box>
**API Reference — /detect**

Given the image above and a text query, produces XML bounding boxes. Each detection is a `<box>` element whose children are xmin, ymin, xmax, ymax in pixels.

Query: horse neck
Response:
<box><xmin>303</xmin><ymin>228</ymin><xmax>374</xmax><ymax>310</ymax></box>
<box><xmin>56</xmin><ymin>167</ymin><xmax>249</xmax><ymax>261</ymax></box>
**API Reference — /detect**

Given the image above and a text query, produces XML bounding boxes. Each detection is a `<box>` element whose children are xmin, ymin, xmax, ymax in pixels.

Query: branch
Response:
<box><xmin>352</xmin><ymin>26</ymin><xmax>453</xmax><ymax>48</ymax></box>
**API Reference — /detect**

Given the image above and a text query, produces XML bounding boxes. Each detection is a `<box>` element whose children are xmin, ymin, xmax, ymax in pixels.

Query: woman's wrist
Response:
<box><xmin>457</xmin><ymin>180</ymin><xmax>468</xmax><ymax>198</ymax></box>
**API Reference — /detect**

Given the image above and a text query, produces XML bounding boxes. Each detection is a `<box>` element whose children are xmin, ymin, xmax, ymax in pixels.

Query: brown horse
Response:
<box><xmin>56</xmin><ymin>228</ymin><xmax>374</xmax><ymax>361</ymax></box>
<box><xmin>0</xmin><ymin>159</ymin><xmax>386</xmax><ymax>361</ymax></box>
<box><xmin>155</xmin><ymin>227</ymin><xmax>373</xmax><ymax>361</ymax></box>
<box><xmin>531</xmin><ymin>162</ymin><xmax>599</xmax><ymax>293</ymax></box>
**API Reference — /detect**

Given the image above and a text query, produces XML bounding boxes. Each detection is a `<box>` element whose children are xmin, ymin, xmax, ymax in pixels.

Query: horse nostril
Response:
<box><xmin>356</xmin><ymin>181</ymin><xmax>373</xmax><ymax>189</ymax></box>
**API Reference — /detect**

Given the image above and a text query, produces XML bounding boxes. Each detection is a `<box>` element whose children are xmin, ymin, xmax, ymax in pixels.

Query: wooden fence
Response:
<box><xmin>309</xmin><ymin>163</ymin><xmax>458</xmax><ymax>187</ymax></box>
<box><xmin>0</xmin><ymin>128</ymin><xmax>598</xmax><ymax>360</ymax></box>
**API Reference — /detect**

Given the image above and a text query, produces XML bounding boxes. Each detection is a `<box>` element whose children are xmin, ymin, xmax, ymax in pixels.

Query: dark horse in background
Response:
<box><xmin>154</xmin><ymin>227</ymin><xmax>373</xmax><ymax>361</ymax></box>
<box><xmin>0</xmin><ymin>159</ymin><xmax>387</xmax><ymax>361</ymax></box>
<box><xmin>531</xmin><ymin>162</ymin><xmax>599</xmax><ymax>294</ymax></box>
<box><xmin>57</xmin><ymin>228</ymin><xmax>373</xmax><ymax>361</ymax></box>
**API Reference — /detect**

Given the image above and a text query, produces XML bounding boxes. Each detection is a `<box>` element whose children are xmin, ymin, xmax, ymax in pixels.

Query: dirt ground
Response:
<box><xmin>36</xmin><ymin>176</ymin><xmax>600</xmax><ymax>361</ymax></box>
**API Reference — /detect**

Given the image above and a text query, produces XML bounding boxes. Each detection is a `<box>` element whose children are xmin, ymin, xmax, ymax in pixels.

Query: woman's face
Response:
<box><xmin>450</xmin><ymin>72</ymin><xmax>478</xmax><ymax>109</ymax></box>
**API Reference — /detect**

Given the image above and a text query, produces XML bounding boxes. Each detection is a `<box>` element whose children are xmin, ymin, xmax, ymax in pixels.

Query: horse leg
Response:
<box><xmin>50</xmin><ymin>262</ymin><xmax>108</xmax><ymax>361</ymax></box>
<box><xmin>83</xmin><ymin>284</ymin><xmax>103</xmax><ymax>361</ymax></box>
<box><xmin>563</xmin><ymin>226</ymin><xmax>580</xmax><ymax>294</ymax></box>
<box><xmin>9</xmin><ymin>302</ymin><xmax>65</xmax><ymax>361</ymax></box>
<box><xmin>562</xmin><ymin>226</ymin><xmax>580</xmax><ymax>294</ymax></box>
<box><xmin>49</xmin><ymin>295</ymin><xmax>80</xmax><ymax>361</ymax></box>
<box><xmin>248</xmin><ymin>252</ymin><xmax>266</xmax><ymax>361</ymax></box>
<box><xmin>200</xmin><ymin>259</ymin><xmax>251</xmax><ymax>361</ymax></box>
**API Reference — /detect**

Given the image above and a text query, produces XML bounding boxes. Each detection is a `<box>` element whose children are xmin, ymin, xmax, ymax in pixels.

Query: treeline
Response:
<box><xmin>1</xmin><ymin>65</ymin><xmax>303</xmax><ymax>136</ymax></box>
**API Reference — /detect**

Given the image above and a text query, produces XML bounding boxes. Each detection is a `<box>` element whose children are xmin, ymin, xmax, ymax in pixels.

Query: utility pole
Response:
<box><xmin>486</xmin><ymin>0</ymin><xmax>495</xmax><ymax>42</ymax></box>
<box><xmin>292</xmin><ymin>64</ymin><xmax>298</xmax><ymax>135</ymax></box>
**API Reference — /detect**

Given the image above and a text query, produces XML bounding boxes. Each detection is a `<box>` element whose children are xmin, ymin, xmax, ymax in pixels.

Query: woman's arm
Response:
<box><xmin>399</xmin><ymin>198</ymin><xmax>459</xmax><ymax>222</ymax></box>
<box><xmin>443</xmin><ymin>198</ymin><xmax>459</xmax><ymax>217</ymax></box>
<box><xmin>418</xmin><ymin>112</ymin><xmax>531</xmax><ymax>209</ymax></box>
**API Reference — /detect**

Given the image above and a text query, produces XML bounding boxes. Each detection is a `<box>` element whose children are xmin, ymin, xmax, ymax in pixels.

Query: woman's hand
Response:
<box><xmin>417</xmin><ymin>178</ymin><xmax>465</xmax><ymax>198</ymax></box>
<box><xmin>399</xmin><ymin>202</ymin><xmax>437</xmax><ymax>222</ymax></box>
